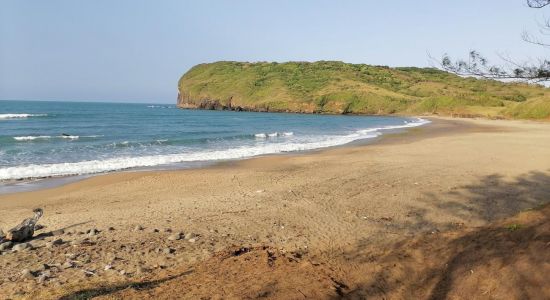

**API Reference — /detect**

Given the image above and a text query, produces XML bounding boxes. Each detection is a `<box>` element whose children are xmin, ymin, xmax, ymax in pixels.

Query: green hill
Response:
<box><xmin>177</xmin><ymin>61</ymin><xmax>550</xmax><ymax>120</ymax></box>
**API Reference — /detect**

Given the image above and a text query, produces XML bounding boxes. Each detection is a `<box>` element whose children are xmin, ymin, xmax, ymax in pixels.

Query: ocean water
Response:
<box><xmin>0</xmin><ymin>100</ymin><xmax>429</xmax><ymax>181</ymax></box>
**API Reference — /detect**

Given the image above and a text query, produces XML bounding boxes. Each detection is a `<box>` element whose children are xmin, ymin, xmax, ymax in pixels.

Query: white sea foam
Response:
<box><xmin>109</xmin><ymin>141</ymin><xmax>130</xmax><ymax>147</ymax></box>
<box><xmin>0</xmin><ymin>113</ymin><xmax>47</xmax><ymax>120</ymax></box>
<box><xmin>357</xmin><ymin>118</ymin><xmax>431</xmax><ymax>134</ymax></box>
<box><xmin>255</xmin><ymin>132</ymin><xmax>294</xmax><ymax>138</ymax></box>
<box><xmin>13</xmin><ymin>136</ymin><xmax>52</xmax><ymax>141</ymax></box>
<box><xmin>147</xmin><ymin>105</ymin><xmax>173</xmax><ymax>109</ymax></box>
<box><xmin>0</xmin><ymin>118</ymin><xmax>430</xmax><ymax>180</ymax></box>
<box><xmin>13</xmin><ymin>135</ymin><xmax>101</xmax><ymax>141</ymax></box>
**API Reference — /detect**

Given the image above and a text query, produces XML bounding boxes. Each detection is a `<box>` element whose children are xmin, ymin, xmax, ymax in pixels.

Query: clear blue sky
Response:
<box><xmin>0</xmin><ymin>0</ymin><xmax>547</xmax><ymax>103</ymax></box>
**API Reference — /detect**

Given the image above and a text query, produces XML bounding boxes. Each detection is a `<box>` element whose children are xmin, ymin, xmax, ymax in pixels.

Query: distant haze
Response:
<box><xmin>0</xmin><ymin>0</ymin><xmax>546</xmax><ymax>103</ymax></box>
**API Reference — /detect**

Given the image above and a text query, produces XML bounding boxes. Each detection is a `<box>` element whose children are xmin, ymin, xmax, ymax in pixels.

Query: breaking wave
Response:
<box><xmin>0</xmin><ymin>113</ymin><xmax>48</xmax><ymax>120</ymax></box>
<box><xmin>13</xmin><ymin>135</ymin><xmax>102</xmax><ymax>141</ymax></box>
<box><xmin>0</xmin><ymin>118</ymin><xmax>429</xmax><ymax>180</ymax></box>
<box><xmin>255</xmin><ymin>132</ymin><xmax>294</xmax><ymax>139</ymax></box>
<box><xmin>147</xmin><ymin>105</ymin><xmax>174</xmax><ymax>109</ymax></box>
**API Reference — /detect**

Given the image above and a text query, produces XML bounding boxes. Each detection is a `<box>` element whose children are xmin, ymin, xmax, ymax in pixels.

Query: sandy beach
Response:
<box><xmin>1</xmin><ymin>117</ymin><xmax>549</xmax><ymax>299</ymax></box>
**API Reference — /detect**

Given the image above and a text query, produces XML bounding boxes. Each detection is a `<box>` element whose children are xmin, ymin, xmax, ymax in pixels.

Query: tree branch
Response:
<box><xmin>437</xmin><ymin>51</ymin><xmax>550</xmax><ymax>82</ymax></box>
<box><xmin>527</xmin><ymin>0</ymin><xmax>550</xmax><ymax>8</ymax></box>
<box><xmin>436</xmin><ymin>1</ymin><xmax>550</xmax><ymax>82</ymax></box>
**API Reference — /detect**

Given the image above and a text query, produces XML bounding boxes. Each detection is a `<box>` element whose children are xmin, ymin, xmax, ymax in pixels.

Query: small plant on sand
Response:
<box><xmin>506</xmin><ymin>224</ymin><xmax>522</xmax><ymax>232</ymax></box>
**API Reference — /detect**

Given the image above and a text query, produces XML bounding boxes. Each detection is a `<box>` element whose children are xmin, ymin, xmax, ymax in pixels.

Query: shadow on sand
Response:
<box><xmin>336</xmin><ymin>171</ymin><xmax>550</xmax><ymax>299</ymax></box>
<box><xmin>58</xmin><ymin>269</ymin><xmax>194</xmax><ymax>300</ymax></box>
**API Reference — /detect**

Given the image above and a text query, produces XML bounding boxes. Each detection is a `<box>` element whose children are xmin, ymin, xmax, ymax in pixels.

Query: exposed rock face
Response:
<box><xmin>177</xmin><ymin>92</ymin><xmax>244</xmax><ymax>112</ymax></box>
<box><xmin>177</xmin><ymin>92</ymin><xmax>313</xmax><ymax>114</ymax></box>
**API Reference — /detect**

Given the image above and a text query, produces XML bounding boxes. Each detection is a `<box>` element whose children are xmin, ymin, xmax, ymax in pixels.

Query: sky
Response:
<box><xmin>1</xmin><ymin>0</ymin><xmax>548</xmax><ymax>103</ymax></box>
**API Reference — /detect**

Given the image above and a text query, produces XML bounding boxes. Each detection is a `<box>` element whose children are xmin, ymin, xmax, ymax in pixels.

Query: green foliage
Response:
<box><xmin>178</xmin><ymin>61</ymin><xmax>550</xmax><ymax>119</ymax></box>
<box><xmin>506</xmin><ymin>98</ymin><xmax>550</xmax><ymax>119</ymax></box>
<box><xmin>506</xmin><ymin>224</ymin><xmax>522</xmax><ymax>232</ymax></box>
<box><xmin>502</xmin><ymin>93</ymin><xmax>527</xmax><ymax>102</ymax></box>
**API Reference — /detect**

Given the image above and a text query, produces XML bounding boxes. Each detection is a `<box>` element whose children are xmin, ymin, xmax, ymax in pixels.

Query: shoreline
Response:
<box><xmin>1</xmin><ymin>116</ymin><xmax>549</xmax><ymax>299</ymax></box>
<box><xmin>0</xmin><ymin>116</ymin><xmax>429</xmax><ymax>195</ymax></box>
<box><xmin>0</xmin><ymin>116</ymin><xmax>531</xmax><ymax>198</ymax></box>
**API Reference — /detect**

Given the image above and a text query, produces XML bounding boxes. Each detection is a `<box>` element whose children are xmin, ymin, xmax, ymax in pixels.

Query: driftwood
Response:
<box><xmin>5</xmin><ymin>208</ymin><xmax>43</xmax><ymax>242</ymax></box>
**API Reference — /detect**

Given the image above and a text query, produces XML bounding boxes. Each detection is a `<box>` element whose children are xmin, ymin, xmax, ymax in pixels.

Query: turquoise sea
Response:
<box><xmin>0</xmin><ymin>100</ymin><xmax>429</xmax><ymax>181</ymax></box>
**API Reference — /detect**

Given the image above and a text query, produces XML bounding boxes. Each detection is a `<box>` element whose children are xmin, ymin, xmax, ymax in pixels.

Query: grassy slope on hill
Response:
<box><xmin>178</xmin><ymin>61</ymin><xmax>550</xmax><ymax>119</ymax></box>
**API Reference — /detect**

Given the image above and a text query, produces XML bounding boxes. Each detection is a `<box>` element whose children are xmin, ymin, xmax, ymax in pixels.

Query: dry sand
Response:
<box><xmin>0</xmin><ymin>117</ymin><xmax>549</xmax><ymax>299</ymax></box>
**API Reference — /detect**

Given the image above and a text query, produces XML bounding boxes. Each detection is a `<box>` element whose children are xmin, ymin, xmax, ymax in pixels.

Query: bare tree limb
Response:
<box><xmin>527</xmin><ymin>0</ymin><xmax>550</xmax><ymax>8</ymax></box>
<box><xmin>437</xmin><ymin>1</ymin><xmax>550</xmax><ymax>82</ymax></box>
